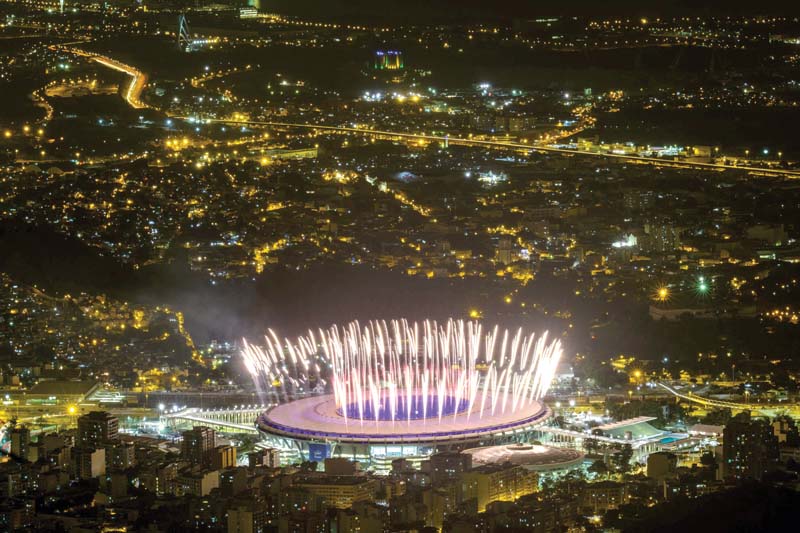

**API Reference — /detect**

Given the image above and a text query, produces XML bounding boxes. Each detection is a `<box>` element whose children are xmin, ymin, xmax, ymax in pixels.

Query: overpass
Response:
<box><xmin>657</xmin><ymin>382</ymin><xmax>799</xmax><ymax>417</ymax></box>
<box><xmin>161</xmin><ymin>405</ymin><xmax>270</xmax><ymax>434</ymax></box>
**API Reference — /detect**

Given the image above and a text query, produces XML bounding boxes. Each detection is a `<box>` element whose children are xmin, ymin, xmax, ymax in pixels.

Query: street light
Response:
<box><xmin>697</xmin><ymin>276</ymin><xmax>709</xmax><ymax>294</ymax></box>
<box><xmin>656</xmin><ymin>286</ymin><xmax>669</xmax><ymax>302</ymax></box>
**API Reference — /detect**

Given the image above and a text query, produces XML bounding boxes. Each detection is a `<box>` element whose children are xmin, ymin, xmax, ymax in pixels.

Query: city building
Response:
<box><xmin>460</xmin><ymin>463</ymin><xmax>538</xmax><ymax>513</ymax></box>
<box><xmin>579</xmin><ymin>481</ymin><xmax>630</xmax><ymax>514</ymax></box>
<box><xmin>106</xmin><ymin>440</ymin><xmax>136</xmax><ymax>470</ymax></box>
<box><xmin>643</xmin><ymin>220</ymin><xmax>682</xmax><ymax>253</ymax></box>
<box><xmin>248</xmin><ymin>448</ymin><xmax>280</xmax><ymax>469</ymax></box>
<box><xmin>722</xmin><ymin>411</ymin><xmax>779</xmax><ymax>481</ymax></box>
<box><xmin>77</xmin><ymin>411</ymin><xmax>119</xmax><ymax>448</ymax></box>
<box><xmin>176</xmin><ymin>468</ymin><xmax>220</xmax><ymax>497</ymax></box>
<box><xmin>227</xmin><ymin>497</ymin><xmax>267</xmax><ymax>533</ymax></box>
<box><xmin>324</xmin><ymin>457</ymin><xmax>361</xmax><ymax>476</ymax></box>
<box><xmin>210</xmin><ymin>445</ymin><xmax>237</xmax><ymax>470</ymax></box>
<box><xmin>9</xmin><ymin>426</ymin><xmax>30</xmax><ymax>461</ymax></box>
<box><xmin>72</xmin><ymin>448</ymin><xmax>106</xmax><ymax>480</ymax></box>
<box><xmin>220</xmin><ymin>467</ymin><xmax>248</xmax><ymax>497</ymax></box>
<box><xmin>425</xmin><ymin>451</ymin><xmax>472</xmax><ymax>484</ymax></box>
<box><xmin>181</xmin><ymin>426</ymin><xmax>217</xmax><ymax>465</ymax></box>
<box><xmin>292</xmin><ymin>474</ymin><xmax>378</xmax><ymax>509</ymax></box>
<box><xmin>647</xmin><ymin>452</ymin><xmax>678</xmax><ymax>483</ymax></box>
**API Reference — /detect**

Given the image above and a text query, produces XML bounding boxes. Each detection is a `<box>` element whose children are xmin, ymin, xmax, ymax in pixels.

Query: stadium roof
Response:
<box><xmin>596</xmin><ymin>416</ymin><xmax>665</xmax><ymax>439</ymax></box>
<box><xmin>27</xmin><ymin>380</ymin><xmax>99</xmax><ymax>397</ymax></box>
<box><xmin>688</xmin><ymin>423</ymin><xmax>724</xmax><ymax>436</ymax></box>
<box><xmin>465</xmin><ymin>444</ymin><xmax>585</xmax><ymax>471</ymax></box>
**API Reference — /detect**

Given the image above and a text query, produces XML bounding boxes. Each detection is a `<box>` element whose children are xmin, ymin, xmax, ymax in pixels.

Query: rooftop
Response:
<box><xmin>27</xmin><ymin>380</ymin><xmax>99</xmax><ymax>397</ymax></box>
<box><xmin>464</xmin><ymin>444</ymin><xmax>585</xmax><ymax>472</ymax></box>
<box><xmin>293</xmin><ymin>474</ymin><xmax>372</xmax><ymax>486</ymax></box>
<box><xmin>595</xmin><ymin>417</ymin><xmax>666</xmax><ymax>440</ymax></box>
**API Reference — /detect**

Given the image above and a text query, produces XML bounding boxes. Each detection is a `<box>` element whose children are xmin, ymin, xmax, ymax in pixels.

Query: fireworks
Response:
<box><xmin>241</xmin><ymin>319</ymin><xmax>562</xmax><ymax>427</ymax></box>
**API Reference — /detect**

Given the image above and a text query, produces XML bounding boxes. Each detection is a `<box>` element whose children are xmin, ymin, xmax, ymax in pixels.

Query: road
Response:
<box><xmin>184</xmin><ymin>118</ymin><xmax>800</xmax><ymax>179</ymax></box>
<box><xmin>657</xmin><ymin>382</ymin><xmax>800</xmax><ymax>417</ymax></box>
<box><xmin>51</xmin><ymin>46</ymin><xmax>148</xmax><ymax>109</ymax></box>
<box><xmin>41</xmin><ymin>47</ymin><xmax>800</xmax><ymax>179</ymax></box>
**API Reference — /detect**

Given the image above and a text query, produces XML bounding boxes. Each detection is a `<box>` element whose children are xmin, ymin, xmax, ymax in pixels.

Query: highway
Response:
<box><xmin>42</xmin><ymin>47</ymin><xmax>800</xmax><ymax>179</ymax></box>
<box><xmin>657</xmin><ymin>382</ymin><xmax>799</xmax><ymax>417</ymax></box>
<box><xmin>51</xmin><ymin>46</ymin><xmax>148</xmax><ymax>109</ymax></box>
<box><xmin>185</xmin><ymin>118</ymin><xmax>800</xmax><ymax>179</ymax></box>
<box><xmin>91</xmin><ymin>55</ymin><xmax>148</xmax><ymax>109</ymax></box>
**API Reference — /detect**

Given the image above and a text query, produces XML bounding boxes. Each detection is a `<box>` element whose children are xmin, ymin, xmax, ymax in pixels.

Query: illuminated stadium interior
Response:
<box><xmin>339</xmin><ymin>395</ymin><xmax>470</xmax><ymax>421</ymax></box>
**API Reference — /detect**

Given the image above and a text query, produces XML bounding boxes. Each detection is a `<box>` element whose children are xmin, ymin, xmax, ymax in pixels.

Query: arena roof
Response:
<box><xmin>464</xmin><ymin>443</ymin><xmax>585</xmax><ymax>472</ymax></box>
<box><xmin>595</xmin><ymin>417</ymin><xmax>665</xmax><ymax>440</ymax></box>
<box><xmin>27</xmin><ymin>380</ymin><xmax>99</xmax><ymax>397</ymax></box>
<box><xmin>688</xmin><ymin>423</ymin><xmax>724</xmax><ymax>436</ymax></box>
<box><xmin>258</xmin><ymin>393</ymin><xmax>550</xmax><ymax>445</ymax></box>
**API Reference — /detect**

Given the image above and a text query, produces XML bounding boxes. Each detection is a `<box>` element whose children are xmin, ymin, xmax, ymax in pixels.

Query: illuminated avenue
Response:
<box><xmin>196</xmin><ymin>116</ymin><xmax>800</xmax><ymax>179</ymax></box>
<box><xmin>56</xmin><ymin>47</ymin><xmax>800</xmax><ymax>178</ymax></box>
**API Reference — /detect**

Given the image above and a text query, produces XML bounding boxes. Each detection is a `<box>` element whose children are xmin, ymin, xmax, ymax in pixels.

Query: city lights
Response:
<box><xmin>1</xmin><ymin>4</ymin><xmax>799</xmax><ymax>528</ymax></box>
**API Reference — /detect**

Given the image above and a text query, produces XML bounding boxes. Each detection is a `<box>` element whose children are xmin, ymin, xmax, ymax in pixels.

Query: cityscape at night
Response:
<box><xmin>1</xmin><ymin>0</ymin><xmax>800</xmax><ymax>531</ymax></box>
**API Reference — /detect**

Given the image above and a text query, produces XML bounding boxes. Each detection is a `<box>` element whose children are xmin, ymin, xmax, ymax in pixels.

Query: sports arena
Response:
<box><xmin>243</xmin><ymin>319</ymin><xmax>562</xmax><ymax>469</ymax></box>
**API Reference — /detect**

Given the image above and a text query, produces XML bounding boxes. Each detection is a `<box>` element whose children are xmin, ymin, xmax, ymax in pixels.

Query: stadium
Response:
<box><xmin>244</xmin><ymin>319</ymin><xmax>562</xmax><ymax>469</ymax></box>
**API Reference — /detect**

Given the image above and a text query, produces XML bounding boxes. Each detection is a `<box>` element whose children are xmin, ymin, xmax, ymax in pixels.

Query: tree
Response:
<box><xmin>589</xmin><ymin>459</ymin><xmax>609</xmax><ymax>478</ymax></box>
<box><xmin>591</xmin><ymin>363</ymin><xmax>629</xmax><ymax>389</ymax></box>
<box><xmin>700</xmin><ymin>451</ymin><xmax>715</xmax><ymax>468</ymax></box>
<box><xmin>700</xmin><ymin>450</ymin><xmax>718</xmax><ymax>479</ymax></box>
<box><xmin>584</xmin><ymin>437</ymin><xmax>600</xmax><ymax>455</ymax></box>
<box><xmin>702</xmin><ymin>408</ymin><xmax>732</xmax><ymax>426</ymax></box>
<box><xmin>612</xmin><ymin>444</ymin><xmax>634</xmax><ymax>474</ymax></box>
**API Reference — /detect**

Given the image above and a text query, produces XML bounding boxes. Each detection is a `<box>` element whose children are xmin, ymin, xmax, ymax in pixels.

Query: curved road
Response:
<box><xmin>45</xmin><ymin>46</ymin><xmax>800</xmax><ymax>179</ymax></box>
<box><xmin>51</xmin><ymin>46</ymin><xmax>148</xmax><ymax>109</ymax></box>
<box><xmin>657</xmin><ymin>382</ymin><xmax>798</xmax><ymax>417</ymax></box>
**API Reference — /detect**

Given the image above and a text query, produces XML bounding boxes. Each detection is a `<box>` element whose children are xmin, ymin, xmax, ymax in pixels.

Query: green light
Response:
<box><xmin>697</xmin><ymin>278</ymin><xmax>708</xmax><ymax>293</ymax></box>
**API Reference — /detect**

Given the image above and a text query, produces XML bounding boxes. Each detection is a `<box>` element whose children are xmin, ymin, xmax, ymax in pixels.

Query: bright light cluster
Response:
<box><xmin>241</xmin><ymin>319</ymin><xmax>562</xmax><ymax>427</ymax></box>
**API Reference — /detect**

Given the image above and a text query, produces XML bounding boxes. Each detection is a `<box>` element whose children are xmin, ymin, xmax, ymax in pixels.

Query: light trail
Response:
<box><xmin>241</xmin><ymin>319</ymin><xmax>562</xmax><ymax>428</ymax></box>
<box><xmin>188</xmin><ymin>117</ymin><xmax>800</xmax><ymax>179</ymax></box>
